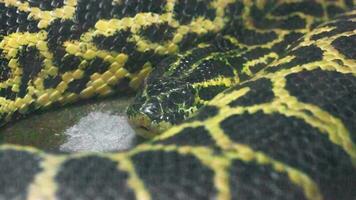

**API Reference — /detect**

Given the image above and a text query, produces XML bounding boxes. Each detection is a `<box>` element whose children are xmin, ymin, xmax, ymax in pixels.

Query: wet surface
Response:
<box><xmin>0</xmin><ymin>95</ymin><xmax>146</xmax><ymax>152</ymax></box>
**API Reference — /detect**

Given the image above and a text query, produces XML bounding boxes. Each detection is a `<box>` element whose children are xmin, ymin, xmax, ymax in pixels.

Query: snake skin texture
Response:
<box><xmin>0</xmin><ymin>0</ymin><xmax>355</xmax><ymax>200</ymax></box>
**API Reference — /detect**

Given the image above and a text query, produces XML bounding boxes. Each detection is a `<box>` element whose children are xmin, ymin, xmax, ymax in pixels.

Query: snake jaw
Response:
<box><xmin>127</xmin><ymin>112</ymin><xmax>172</xmax><ymax>138</ymax></box>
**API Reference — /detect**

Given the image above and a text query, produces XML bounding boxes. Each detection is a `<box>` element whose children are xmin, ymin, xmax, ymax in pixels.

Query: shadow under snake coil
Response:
<box><xmin>0</xmin><ymin>0</ymin><xmax>355</xmax><ymax>199</ymax></box>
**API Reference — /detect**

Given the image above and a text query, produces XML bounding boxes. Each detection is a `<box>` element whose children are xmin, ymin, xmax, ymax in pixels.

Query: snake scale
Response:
<box><xmin>0</xmin><ymin>0</ymin><xmax>355</xmax><ymax>199</ymax></box>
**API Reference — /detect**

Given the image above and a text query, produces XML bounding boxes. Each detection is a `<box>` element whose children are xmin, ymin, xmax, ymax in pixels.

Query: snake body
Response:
<box><xmin>0</xmin><ymin>0</ymin><xmax>355</xmax><ymax>200</ymax></box>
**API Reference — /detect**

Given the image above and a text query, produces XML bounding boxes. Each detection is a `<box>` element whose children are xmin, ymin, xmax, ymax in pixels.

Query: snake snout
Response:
<box><xmin>127</xmin><ymin>99</ymin><xmax>167</xmax><ymax>137</ymax></box>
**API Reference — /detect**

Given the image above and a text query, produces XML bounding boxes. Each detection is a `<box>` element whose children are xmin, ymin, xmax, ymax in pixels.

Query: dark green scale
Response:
<box><xmin>310</xmin><ymin>17</ymin><xmax>356</xmax><ymax>41</ymax></box>
<box><xmin>0</xmin><ymin>3</ymin><xmax>40</xmax><ymax>35</ymax></box>
<box><xmin>56</xmin><ymin>156</ymin><xmax>135</xmax><ymax>200</ymax></box>
<box><xmin>286</xmin><ymin>69</ymin><xmax>356</xmax><ymax>143</ymax></box>
<box><xmin>228</xmin><ymin>159</ymin><xmax>307</xmax><ymax>200</ymax></box>
<box><xmin>154</xmin><ymin>126</ymin><xmax>218</xmax><ymax>147</ymax></box>
<box><xmin>220</xmin><ymin>111</ymin><xmax>356</xmax><ymax>200</ymax></box>
<box><xmin>131</xmin><ymin>150</ymin><xmax>217</xmax><ymax>200</ymax></box>
<box><xmin>0</xmin><ymin>150</ymin><xmax>43</xmax><ymax>200</ymax></box>
<box><xmin>331</xmin><ymin>35</ymin><xmax>356</xmax><ymax>59</ymax></box>
<box><xmin>266</xmin><ymin>45</ymin><xmax>324</xmax><ymax>73</ymax></box>
<box><xmin>227</xmin><ymin>78</ymin><xmax>275</xmax><ymax>107</ymax></box>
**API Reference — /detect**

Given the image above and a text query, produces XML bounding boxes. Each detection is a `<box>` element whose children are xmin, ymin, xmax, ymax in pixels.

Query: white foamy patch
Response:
<box><xmin>60</xmin><ymin>111</ymin><xmax>137</xmax><ymax>152</ymax></box>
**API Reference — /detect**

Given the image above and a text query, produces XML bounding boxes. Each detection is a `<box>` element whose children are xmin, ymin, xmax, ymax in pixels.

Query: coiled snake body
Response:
<box><xmin>0</xmin><ymin>0</ymin><xmax>355</xmax><ymax>200</ymax></box>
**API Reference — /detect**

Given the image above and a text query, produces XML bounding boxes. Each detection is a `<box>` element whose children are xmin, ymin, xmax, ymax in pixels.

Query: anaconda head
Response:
<box><xmin>127</xmin><ymin>77</ymin><xmax>197</xmax><ymax>137</ymax></box>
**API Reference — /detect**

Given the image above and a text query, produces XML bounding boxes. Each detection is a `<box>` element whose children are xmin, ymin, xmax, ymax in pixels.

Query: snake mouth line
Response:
<box><xmin>128</xmin><ymin>114</ymin><xmax>173</xmax><ymax>138</ymax></box>
<box><xmin>127</xmin><ymin>114</ymin><xmax>160</xmax><ymax>138</ymax></box>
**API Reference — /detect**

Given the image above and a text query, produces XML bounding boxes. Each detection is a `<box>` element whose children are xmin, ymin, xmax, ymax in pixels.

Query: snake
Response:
<box><xmin>0</xmin><ymin>0</ymin><xmax>355</xmax><ymax>199</ymax></box>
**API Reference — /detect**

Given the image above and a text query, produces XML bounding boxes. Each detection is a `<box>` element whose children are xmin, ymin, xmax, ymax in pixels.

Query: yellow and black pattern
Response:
<box><xmin>0</xmin><ymin>0</ymin><xmax>237</xmax><ymax>125</ymax></box>
<box><xmin>127</xmin><ymin>0</ymin><xmax>356</xmax><ymax>135</ymax></box>
<box><xmin>0</xmin><ymin>0</ymin><xmax>355</xmax><ymax>200</ymax></box>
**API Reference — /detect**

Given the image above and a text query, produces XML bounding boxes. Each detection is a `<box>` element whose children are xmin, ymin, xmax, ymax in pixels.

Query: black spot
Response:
<box><xmin>276</xmin><ymin>15</ymin><xmax>306</xmax><ymax>30</ymax></box>
<box><xmin>56</xmin><ymin>156</ymin><xmax>135</xmax><ymax>200</ymax></box>
<box><xmin>251</xmin><ymin>5</ymin><xmax>306</xmax><ymax>30</ymax></box>
<box><xmin>139</xmin><ymin>22</ymin><xmax>176</xmax><ymax>43</ymax></box>
<box><xmin>326</xmin><ymin>5</ymin><xmax>346</xmax><ymax>18</ymax></box>
<box><xmin>242</xmin><ymin>47</ymin><xmax>271</xmax><ymax>61</ymax></box>
<box><xmin>113</xmin><ymin>77</ymin><xmax>131</xmax><ymax>92</ymax></box>
<box><xmin>226</xmin><ymin>47</ymin><xmax>273</xmax><ymax>76</ymax></box>
<box><xmin>290</xmin><ymin>45</ymin><xmax>324</xmax><ymax>63</ymax></box>
<box><xmin>156</xmin><ymin>126</ymin><xmax>216</xmax><ymax>147</ymax></box>
<box><xmin>185</xmin><ymin>58</ymin><xmax>235</xmax><ymax>83</ymax></box>
<box><xmin>169</xmin><ymin>45</ymin><xmax>221</xmax><ymax>77</ymax></box>
<box><xmin>249</xmin><ymin>62</ymin><xmax>268</xmax><ymax>75</ymax></box>
<box><xmin>57</xmin><ymin>54</ymin><xmax>82</xmax><ymax>73</ymax></box>
<box><xmin>93</xmin><ymin>30</ymin><xmax>132</xmax><ymax>52</ymax></box>
<box><xmin>286</xmin><ymin>69</ymin><xmax>356</xmax><ymax>144</ymax></box>
<box><xmin>0</xmin><ymin>150</ymin><xmax>42</xmax><ymax>200</ymax></box>
<box><xmin>225</xmin><ymin>55</ymin><xmax>248</xmax><ymax>78</ymax></box>
<box><xmin>344</xmin><ymin>0</ymin><xmax>354</xmax><ymax>8</ymax></box>
<box><xmin>178</xmin><ymin>31</ymin><xmax>216</xmax><ymax>51</ymax></box>
<box><xmin>271</xmin><ymin>32</ymin><xmax>304</xmax><ymax>53</ymax></box>
<box><xmin>272</xmin><ymin>2</ymin><xmax>323</xmax><ymax>17</ymax></box>
<box><xmin>224</xmin><ymin>1</ymin><xmax>244</xmax><ymax>20</ymax></box>
<box><xmin>19</xmin><ymin>0</ymin><xmax>64</xmax><ymax>10</ymax></box>
<box><xmin>211</xmin><ymin>34</ymin><xmax>242</xmax><ymax>51</ymax></box>
<box><xmin>311</xmin><ymin>19</ymin><xmax>356</xmax><ymax>41</ymax></box>
<box><xmin>131</xmin><ymin>151</ymin><xmax>216</xmax><ymax>200</ymax></box>
<box><xmin>18</xmin><ymin>46</ymin><xmax>44</xmax><ymax>98</ymax></box>
<box><xmin>95</xmin><ymin>30</ymin><xmax>166</xmax><ymax>73</ymax></box>
<box><xmin>114</xmin><ymin>0</ymin><xmax>166</xmax><ymax>18</ymax></box>
<box><xmin>44</xmin><ymin>75</ymin><xmax>62</xmax><ymax>89</ymax></box>
<box><xmin>66</xmin><ymin>76</ymin><xmax>90</xmax><ymax>94</ymax></box>
<box><xmin>46</xmin><ymin>19</ymin><xmax>83</xmax><ymax>73</ymax></box>
<box><xmin>0</xmin><ymin>4</ymin><xmax>39</xmax><ymax>35</ymax></box>
<box><xmin>266</xmin><ymin>45</ymin><xmax>323</xmax><ymax>73</ymax></box>
<box><xmin>229</xmin><ymin>78</ymin><xmax>274</xmax><ymax>107</ymax></box>
<box><xmin>46</xmin><ymin>19</ymin><xmax>83</xmax><ymax>52</ymax></box>
<box><xmin>224</xmin><ymin>20</ymin><xmax>278</xmax><ymax>46</ymax></box>
<box><xmin>85</xmin><ymin>58</ymin><xmax>111</xmax><ymax>76</ymax></box>
<box><xmin>0</xmin><ymin>87</ymin><xmax>17</xmax><ymax>100</ymax></box>
<box><xmin>197</xmin><ymin>85</ymin><xmax>228</xmax><ymax>101</ymax></box>
<box><xmin>335</xmin><ymin>14</ymin><xmax>356</xmax><ymax>20</ymax></box>
<box><xmin>229</xmin><ymin>159</ymin><xmax>306</xmax><ymax>200</ymax></box>
<box><xmin>149</xmin><ymin>55</ymin><xmax>179</xmax><ymax>80</ymax></box>
<box><xmin>220</xmin><ymin>111</ymin><xmax>356</xmax><ymax>200</ymax></box>
<box><xmin>0</xmin><ymin>54</ymin><xmax>11</xmax><ymax>82</ymax></box>
<box><xmin>331</xmin><ymin>35</ymin><xmax>356</xmax><ymax>60</ymax></box>
<box><xmin>193</xmin><ymin>105</ymin><xmax>219</xmax><ymax>121</ymax></box>
<box><xmin>124</xmin><ymin>50</ymin><xmax>157</xmax><ymax>73</ymax></box>
<box><xmin>74</xmin><ymin>0</ymin><xmax>118</xmax><ymax>32</ymax></box>
<box><xmin>173</xmin><ymin>0</ymin><xmax>216</xmax><ymax>24</ymax></box>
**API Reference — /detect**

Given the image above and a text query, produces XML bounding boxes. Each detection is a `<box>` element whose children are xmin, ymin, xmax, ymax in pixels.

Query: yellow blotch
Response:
<box><xmin>91</xmin><ymin>79</ymin><xmax>106</xmax><ymax>89</ymax></box>
<box><xmin>63</xmin><ymin>93</ymin><xmax>78</xmax><ymax>104</ymax></box>
<box><xmin>97</xmin><ymin>85</ymin><xmax>112</xmax><ymax>96</ymax></box>
<box><xmin>37</xmin><ymin>93</ymin><xmax>50</xmax><ymax>106</ymax></box>
<box><xmin>115</xmin><ymin>54</ymin><xmax>128</xmax><ymax>65</ymax></box>
<box><xmin>72</xmin><ymin>70</ymin><xmax>84</xmax><ymax>79</ymax></box>
<box><xmin>83</xmin><ymin>49</ymin><xmax>97</xmax><ymax>60</ymax></box>
<box><xmin>49</xmin><ymin>90</ymin><xmax>61</xmax><ymax>101</ymax></box>
<box><xmin>80</xmin><ymin>86</ymin><xmax>96</xmax><ymax>99</ymax></box>
<box><xmin>56</xmin><ymin>82</ymin><xmax>67</xmax><ymax>93</ymax></box>
<box><xmin>115</xmin><ymin>68</ymin><xmax>128</xmax><ymax>80</ymax></box>
<box><xmin>106</xmin><ymin>76</ymin><xmax>118</xmax><ymax>85</ymax></box>
<box><xmin>47</xmin><ymin>67</ymin><xmax>58</xmax><ymax>76</ymax></box>
<box><xmin>101</xmin><ymin>71</ymin><xmax>115</xmax><ymax>82</ymax></box>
